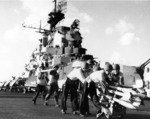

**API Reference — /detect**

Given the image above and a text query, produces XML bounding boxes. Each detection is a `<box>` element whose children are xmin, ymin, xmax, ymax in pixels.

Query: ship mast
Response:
<box><xmin>47</xmin><ymin>0</ymin><xmax>65</xmax><ymax>32</ymax></box>
<box><xmin>54</xmin><ymin>0</ymin><xmax>57</xmax><ymax>13</ymax></box>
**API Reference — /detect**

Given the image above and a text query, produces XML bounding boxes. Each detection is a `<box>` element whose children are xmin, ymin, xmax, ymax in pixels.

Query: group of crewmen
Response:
<box><xmin>32</xmin><ymin>60</ymin><xmax>124</xmax><ymax>118</ymax></box>
<box><xmin>32</xmin><ymin>65</ymin><xmax>60</xmax><ymax>107</ymax></box>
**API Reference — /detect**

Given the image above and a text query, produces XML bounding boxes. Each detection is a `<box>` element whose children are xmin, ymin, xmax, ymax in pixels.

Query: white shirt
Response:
<box><xmin>144</xmin><ymin>70</ymin><xmax>150</xmax><ymax>82</ymax></box>
<box><xmin>48</xmin><ymin>75</ymin><xmax>54</xmax><ymax>85</ymax></box>
<box><xmin>67</xmin><ymin>68</ymin><xmax>86</xmax><ymax>83</ymax></box>
<box><xmin>36</xmin><ymin>72</ymin><xmax>47</xmax><ymax>85</ymax></box>
<box><xmin>86</xmin><ymin>70</ymin><xmax>105</xmax><ymax>83</ymax></box>
<box><xmin>36</xmin><ymin>76</ymin><xmax>47</xmax><ymax>85</ymax></box>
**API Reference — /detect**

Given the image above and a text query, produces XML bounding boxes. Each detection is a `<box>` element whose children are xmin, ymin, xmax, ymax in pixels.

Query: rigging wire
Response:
<box><xmin>42</xmin><ymin>23</ymin><xmax>49</xmax><ymax>29</ymax></box>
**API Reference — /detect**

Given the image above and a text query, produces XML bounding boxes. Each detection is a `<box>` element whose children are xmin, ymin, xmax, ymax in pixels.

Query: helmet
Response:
<box><xmin>113</xmin><ymin>64</ymin><xmax>120</xmax><ymax>70</ymax></box>
<box><xmin>104</xmin><ymin>63</ymin><xmax>113</xmax><ymax>71</ymax></box>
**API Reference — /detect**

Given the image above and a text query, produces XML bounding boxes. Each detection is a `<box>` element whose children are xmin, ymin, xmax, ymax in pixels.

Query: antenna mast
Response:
<box><xmin>54</xmin><ymin>0</ymin><xmax>57</xmax><ymax>13</ymax></box>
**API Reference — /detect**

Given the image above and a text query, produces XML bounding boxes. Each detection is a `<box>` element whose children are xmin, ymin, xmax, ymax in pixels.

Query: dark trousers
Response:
<box><xmin>79</xmin><ymin>81</ymin><xmax>102</xmax><ymax>114</ymax></box>
<box><xmin>32</xmin><ymin>84</ymin><xmax>47</xmax><ymax>102</ymax></box>
<box><xmin>79</xmin><ymin>82</ymin><xmax>89</xmax><ymax>114</ymax></box>
<box><xmin>45</xmin><ymin>82</ymin><xmax>59</xmax><ymax>105</ymax></box>
<box><xmin>61</xmin><ymin>78</ymin><xmax>79</xmax><ymax>112</ymax></box>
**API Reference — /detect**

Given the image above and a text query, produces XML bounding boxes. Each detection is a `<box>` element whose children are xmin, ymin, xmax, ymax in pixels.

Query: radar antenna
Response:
<box><xmin>22</xmin><ymin>21</ymin><xmax>50</xmax><ymax>36</ymax></box>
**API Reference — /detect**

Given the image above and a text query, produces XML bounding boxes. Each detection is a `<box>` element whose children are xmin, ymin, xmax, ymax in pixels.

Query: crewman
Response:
<box><xmin>32</xmin><ymin>69</ymin><xmax>47</xmax><ymax>104</ymax></box>
<box><xmin>44</xmin><ymin>65</ymin><xmax>60</xmax><ymax>107</ymax></box>
<box><xmin>80</xmin><ymin>63</ymin><xmax>113</xmax><ymax>117</ymax></box>
<box><xmin>144</xmin><ymin>67</ymin><xmax>150</xmax><ymax>89</ymax></box>
<box><xmin>111</xmin><ymin>64</ymin><xmax>124</xmax><ymax>86</ymax></box>
<box><xmin>79</xmin><ymin>64</ymin><xmax>101</xmax><ymax>116</ymax></box>
<box><xmin>61</xmin><ymin>61</ymin><xmax>89</xmax><ymax>115</ymax></box>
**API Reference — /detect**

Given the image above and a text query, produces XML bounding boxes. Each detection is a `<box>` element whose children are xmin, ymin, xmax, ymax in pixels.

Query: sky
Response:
<box><xmin>0</xmin><ymin>0</ymin><xmax>150</xmax><ymax>82</ymax></box>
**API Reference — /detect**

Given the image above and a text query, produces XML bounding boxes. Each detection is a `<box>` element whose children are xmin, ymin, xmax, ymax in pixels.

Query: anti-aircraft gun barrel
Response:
<box><xmin>140</xmin><ymin>58</ymin><xmax>150</xmax><ymax>70</ymax></box>
<box><xmin>22</xmin><ymin>22</ymin><xmax>50</xmax><ymax>35</ymax></box>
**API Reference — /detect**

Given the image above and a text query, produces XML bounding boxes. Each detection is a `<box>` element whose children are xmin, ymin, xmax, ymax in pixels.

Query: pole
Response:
<box><xmin>54</xmin><ymin>0</ymin><xmax>57</xmax><ymax>12</ymax></box>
